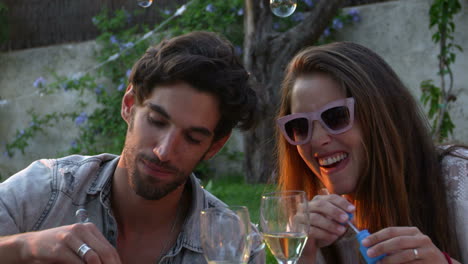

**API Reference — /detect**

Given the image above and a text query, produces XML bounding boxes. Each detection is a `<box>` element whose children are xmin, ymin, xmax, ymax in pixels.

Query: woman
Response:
<box><xmin>276</xmin><ymin>42</ymin><xmax>466</xmax><ymax>263</ymax></box>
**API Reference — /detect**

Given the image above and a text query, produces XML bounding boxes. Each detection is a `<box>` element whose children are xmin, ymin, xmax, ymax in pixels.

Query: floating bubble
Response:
<box><xmin>75</xmin><ymin>209</ymin><xmax>90</xmax><ymax>223</ymax></box>
<box><xmin>270</xmin><ymin>0</ymin><xmax>297</xmax><ymax>18</ymax></box>
<box><xmin>137</xmin><ymin>0</ymin><xmax>153</xmax><ymax>8</ymax></box>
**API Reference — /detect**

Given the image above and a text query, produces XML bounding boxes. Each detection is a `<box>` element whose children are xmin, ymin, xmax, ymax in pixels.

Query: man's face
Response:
<box><xmin>121</xmin><ymin>81</ymin><xmax>223</xmax><ymax>200</ymax></box>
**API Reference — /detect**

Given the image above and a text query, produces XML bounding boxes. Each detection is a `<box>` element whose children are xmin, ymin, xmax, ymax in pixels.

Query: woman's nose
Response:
<box><xmin>308</xmin><ymin>121</ymin><xmax>331</xmax><ymax>147</ymax></box>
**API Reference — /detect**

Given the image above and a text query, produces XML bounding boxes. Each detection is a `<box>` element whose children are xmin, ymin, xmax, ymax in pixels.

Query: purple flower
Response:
<box><xmin>121</xmin><ymin>42</ymin><xmax>134</xmax><ymax>49</ymax></box>
<box><xmin>95</xmin><ymin>84</ymin><xmax>105</xmax><ymax>94</ymax></box>
<box><xmin>92</xmin><ymin>17</ymin><xmax>99</xmax><ymax>25</ymax></box>
<box><xmin>348</xmin><ymin>8</ymin><xmax>359</xmax><ymax>16</ymax></box>
<box><xmin>273</xmin><ymin>22</ymin><xmax>281</xmax><ymax>30</ymax></box>
<box><xmin>235</xmin><ymin>45</ymin><xmax>243</xmax><ymax>56</ymax></box>
<box><xmin>3</xmin><ymin>151</ymin><xmax>10</xmax><ymax>158</ymax></box>
<box><xmin>332</xmin><ymin>18</ymin><xmax>343</xmax><ymax>30</ymax></box>
<box><xmin>71</xmin><ymin>140</ymin><xmax>77</xmax><ymax>148</ymax></box>
<box><xmin>110</xmin><ymin>35</ymin><xmax>119</xmax><ymax>44</ymax></box>
<box><xmin>75</xmin><ymin>112</ymin><xmax>88</xmax><ymax>126</ymax></box>
<box><xmin>33</xmin><ymin>77</ymin><xmax>46</xmax><ymax>88</ymax></box>
<box><xmin>164</xmin><ymin>9</ymin><xmax>171</xmax><ymax>15</ymax></box>
<box><xmin>348</xmin><ymin>9</ymin><xmax>361</xmax><ymax>22</ymax></box>
<box><xmin>29</xmin><ymin>121</ymin><xmax>36</xmax><ymax>127</ymax></box>
<box><xmin>237</xmin><ymin>8</ymin><xmax>244</xmax><ymax>16</ymax></box>
<box><xmin>323</xmin><ymin>27</ymin><xmax>331</xmax><ymax>37</ymax></box>
<box><xmin>94</xmin><ymin>87</ymin><xmax>102</xmax><ymax>95</ymax></box>
<box><xmin>125</xmin><ymin>10</ymin><xmax>132</xmax><ymax>23</ymax></box>
<box><xmin>205</xmin><ymin>4</ymin><xmax>215</xmax><ymax>13</ymax></box>
<box><xmin>302</xmin><ymin>0</ymin><xmax>314</xmax><ymax>7</ymax></box>
<box><xmin>19</xmin><ymin>130</ymin><xmax>25</xmax><ymax>136</ymax></box>
<box><xmin>60</xmin><ymin>82</ymin><xmax>69</xmax><ymax>91</ymax></box>
<box><xmin>291</xmin><ymin>12</ymin><xmax>305</xmax><ymax>22</ymax></box>
<box><xmin>117</xmin><ymin>83</ymin><xmax>125</xmax><ymax>91</ymax></box>
<box><xmin>126</xmin><ymin>69</ymin><xmax>132</xmax><ymax>78</ymax></box>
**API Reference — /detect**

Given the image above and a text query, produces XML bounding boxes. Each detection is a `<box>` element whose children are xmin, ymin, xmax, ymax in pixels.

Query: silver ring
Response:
<box><xmin>77</xmin><ymin>243</ymin><xmax>92</xmax><ymax>259</ymax></box>
<box><xmin>413</xmin><ymin>248</ymin><xmax>420</xmax><ymax>260</ymax></box>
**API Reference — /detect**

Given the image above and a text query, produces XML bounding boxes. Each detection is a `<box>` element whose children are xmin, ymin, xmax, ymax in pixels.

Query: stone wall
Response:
<box><xmin>0</xmin><ymin>42</ymin><xmax>100</xmax><ymax>178</ymax></box>
<box><xmin>335</xmin><ymin>0</ymin><xmax>468</xmax><ymax>145</ymax></box>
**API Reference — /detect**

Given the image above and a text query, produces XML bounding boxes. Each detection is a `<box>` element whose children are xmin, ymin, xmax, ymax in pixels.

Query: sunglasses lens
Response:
<box><xmin>321</xmin><ymin>106</ymin><xmax>350</xmax><ymax>131</ymax></box>
<box><xmin>284</xmin><ymin>118</ymin><xmax>309</xmax><ymax>142</ymax></box>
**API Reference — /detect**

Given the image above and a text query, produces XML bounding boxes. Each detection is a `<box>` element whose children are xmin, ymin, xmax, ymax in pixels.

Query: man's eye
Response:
<box><xmin>186</xmin><ymin>135</ymin><xmax>202</xmax><ymax>145</ymax></box>
<box><xmin>147</xmin><ymin>116</ymin><xmax>166</xmax><ymax>127</ymax></box>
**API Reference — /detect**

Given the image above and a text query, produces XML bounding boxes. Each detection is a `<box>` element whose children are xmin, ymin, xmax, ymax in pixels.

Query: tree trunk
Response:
<box><xmin>243</xmin><ymin>0</ymin><xmax>345</xmax><ymax>183</ymax></box>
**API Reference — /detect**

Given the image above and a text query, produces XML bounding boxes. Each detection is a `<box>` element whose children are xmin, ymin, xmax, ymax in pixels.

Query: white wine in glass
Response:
<box><xmin>260</xmin><ymin>191</ymin><xmax>309</xmax><ymax>264</ymax></box>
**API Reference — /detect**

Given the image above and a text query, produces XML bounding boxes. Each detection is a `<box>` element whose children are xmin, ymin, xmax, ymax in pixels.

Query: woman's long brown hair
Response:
<box><xmin>276</xmin><ymin>42</ymin><xmax>461</xmax><ymax>262</ymax></box>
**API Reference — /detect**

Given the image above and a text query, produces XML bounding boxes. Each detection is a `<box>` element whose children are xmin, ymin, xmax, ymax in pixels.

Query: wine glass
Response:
<box><xmin>260</xmin><ymin>191</ymin><xmax>309</xmax><ymax>264</ymax></box>
<box><xmin>200</xmin><ymin>206</ymin><xmax>252</xmax><ymax>264</ymax></box>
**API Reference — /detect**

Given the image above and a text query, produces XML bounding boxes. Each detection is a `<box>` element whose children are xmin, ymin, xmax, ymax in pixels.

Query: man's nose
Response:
<box><xmin>153</xmin><ymin>130</ymin><xmax>180</xmax><ymax>162</ymax></box>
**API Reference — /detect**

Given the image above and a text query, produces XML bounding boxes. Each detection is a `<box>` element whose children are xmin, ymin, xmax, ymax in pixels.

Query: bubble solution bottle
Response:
<box><xmin>347</xmin><ymin>213</ymin><xmax>386</xmax><ymax>264</ymax></box>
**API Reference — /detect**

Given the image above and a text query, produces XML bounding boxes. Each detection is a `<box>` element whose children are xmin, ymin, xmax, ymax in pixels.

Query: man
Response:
<box><xmin>0</xmin><ymin>31</ymin><xmax>264</xmax><ymax>263</ymax></box>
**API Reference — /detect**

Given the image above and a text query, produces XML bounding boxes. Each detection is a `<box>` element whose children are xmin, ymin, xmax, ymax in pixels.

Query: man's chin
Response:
<box><xmin>132</xmin><ymin>174</ymin><xmax>185</xmax><ymax>200</ymax></box>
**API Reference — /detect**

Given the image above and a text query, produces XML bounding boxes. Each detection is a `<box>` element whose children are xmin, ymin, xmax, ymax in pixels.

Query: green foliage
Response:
<box><xmin>0</xmin><ymin>2</ymin><xmax>8</xmax><ymax>44</ymax></box>
<box><xmin>205</xmin><ymin>175</ymin><xmax>272</xmax><ymax>223</ymax></box>
<box><xmin>420</xmin><ymin>0</ymin><xmax>461</xmax><ymax>142</ymax></box>
<box><xmin>420</xmin><ymin>80</ymin><xmax>441</xmax><ymax>118</ymax></box>
<box><xmin>163</xmin><ymin>0</ymin><xmax>244</xmax><ymax>47</ymax></box>
<box><xmin>5</xmin><ymin>111</ymin><xmax>75</xmax><ymax>157</ymax></box>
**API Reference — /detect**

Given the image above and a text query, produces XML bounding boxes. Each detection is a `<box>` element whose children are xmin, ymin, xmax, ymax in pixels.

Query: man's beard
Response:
<box><xmin>125</xmin><ymin>148</ymin><xmax>189</xmax><ymax>200</ymax></box>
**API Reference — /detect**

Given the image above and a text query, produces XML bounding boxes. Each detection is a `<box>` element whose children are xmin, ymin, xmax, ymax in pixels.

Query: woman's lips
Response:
<box><xmin>319</xmin><ymin>154</ymin><xmax>349</xmax><ymax>174</ymax></box>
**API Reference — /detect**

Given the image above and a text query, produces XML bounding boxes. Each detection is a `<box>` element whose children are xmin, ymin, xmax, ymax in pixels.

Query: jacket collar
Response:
<box><xmin>86</xmin><ymin>155</ymin><xmax>119</xmax><ymax>195</ymax></box>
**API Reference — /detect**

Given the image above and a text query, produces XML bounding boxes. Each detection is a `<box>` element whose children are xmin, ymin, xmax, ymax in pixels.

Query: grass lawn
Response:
<box><xmin>202</xmin><ymin>175</ymin><xmax>278</xmax><ymax>264</ymax></box>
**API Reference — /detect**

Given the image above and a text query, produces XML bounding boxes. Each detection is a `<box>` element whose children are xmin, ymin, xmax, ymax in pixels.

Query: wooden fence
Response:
<box><xmin>0</xmin><ymin>0</ymin><xmax>185</xmax><ymax>51</ymax></box>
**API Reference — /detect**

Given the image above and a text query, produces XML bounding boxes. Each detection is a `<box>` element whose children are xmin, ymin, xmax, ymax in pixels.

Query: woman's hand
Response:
<box><xmin>304</xmin><ymin>192</ymin><xmax>355</xmax><ymax>248</ymax></box>
<box><xmin>362</xmin><ymin>226</ymin><xmax>456</xmax><ymax>263</ymax></box>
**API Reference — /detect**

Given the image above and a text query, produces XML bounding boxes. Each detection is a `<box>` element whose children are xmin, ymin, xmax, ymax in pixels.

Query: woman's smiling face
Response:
<box><xmin>290</xmin><ymin>73</ymin><xmax>365</xmax><ymax>195</ymax></box>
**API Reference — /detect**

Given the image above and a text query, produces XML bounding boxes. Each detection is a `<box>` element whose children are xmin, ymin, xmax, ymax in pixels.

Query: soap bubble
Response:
<box><xmin>75</xmin><ymin>209</ymin><xmax>90</xmax><ymax>223</ymax></box>
<box><xmin>270</xmin><ymin>0</ymin><xmax>297</xmax><ymax>18</ymax></box>
<box><xmin>137</xmin><ymin>0</ymin><xmax>153</xmax><ymax>8</ymax></box>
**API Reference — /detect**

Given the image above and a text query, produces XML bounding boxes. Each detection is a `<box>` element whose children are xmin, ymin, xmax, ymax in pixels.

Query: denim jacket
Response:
<box><xmin>0</xmin><ymin>154</ymin><xmax>265</xmax><ymax>263</ymax></box>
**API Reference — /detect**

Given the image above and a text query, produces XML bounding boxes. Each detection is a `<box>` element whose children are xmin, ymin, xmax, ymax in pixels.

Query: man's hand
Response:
<box><xmin>1</xmin><ymin>223</ymin><xmax>121</xmax><ymax>264</ymax></box>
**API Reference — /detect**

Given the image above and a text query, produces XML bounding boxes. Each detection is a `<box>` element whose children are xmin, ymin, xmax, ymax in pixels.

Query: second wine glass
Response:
<box><xmin>260</xmin><ymin>191</ymin><xmax>309</xmax><ymax>264</ymax></box>
<box><xmin>200</xmin><ymin>206</ymin><xmax>252</xmax><ymax>264</ymax></box>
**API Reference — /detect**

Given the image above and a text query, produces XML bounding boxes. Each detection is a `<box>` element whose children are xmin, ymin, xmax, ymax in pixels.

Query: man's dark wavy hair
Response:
<box><xmin>129</xmin><ymin>31</ymin><xmax>257</xmax><ymax>141</ymax></box>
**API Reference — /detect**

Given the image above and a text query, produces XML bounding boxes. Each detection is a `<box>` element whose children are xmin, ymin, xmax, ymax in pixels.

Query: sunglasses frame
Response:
<box><xmin>277</xmin><ymin>97</ymin><xmax>355</xmax><ymax>145</ymax></box>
